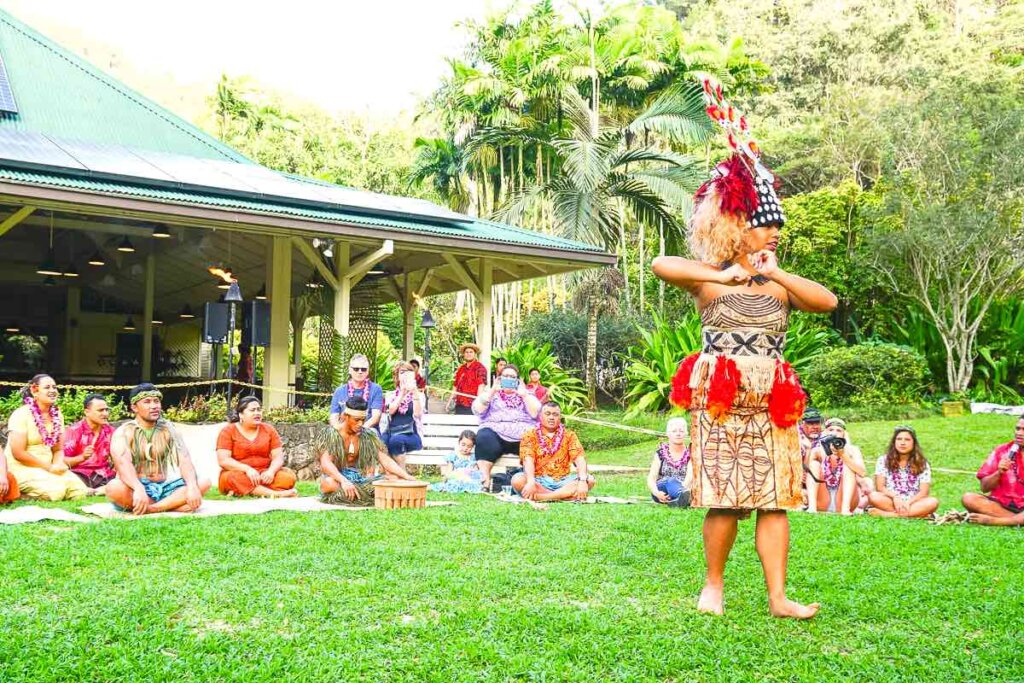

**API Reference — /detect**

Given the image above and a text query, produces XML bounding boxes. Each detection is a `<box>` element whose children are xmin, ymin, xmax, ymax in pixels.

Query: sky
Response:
<box><xmin>0</xmin><ymin>0</ymin><xmax>520</xmax><ymax>116</ymax></box>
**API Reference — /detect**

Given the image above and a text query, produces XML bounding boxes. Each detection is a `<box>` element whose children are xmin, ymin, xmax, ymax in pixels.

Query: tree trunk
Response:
<box><xmin>658</xmin><ymin>219</ymin><xmax>666</xmax><ymax>315</ymax></box>
<box><xmin>586</xmin><ymin>298</ymin><xmax>598</xmax><ymax>410</ymax></box>
<box><xmin>638</xmin><ymin>221</ymin><xmax>645</xmax><ymax>314</ymax></box>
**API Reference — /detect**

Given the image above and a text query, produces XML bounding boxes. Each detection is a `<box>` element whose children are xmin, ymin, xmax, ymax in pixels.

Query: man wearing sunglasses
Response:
<box><xmin>329</xmin><ymin>354</ymin><xmax>385</xmax><ymax>434</ymax></box>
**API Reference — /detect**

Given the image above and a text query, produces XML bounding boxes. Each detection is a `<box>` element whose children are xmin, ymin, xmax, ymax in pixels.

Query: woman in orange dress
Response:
<box><xmin>216</xmin><ymin>396</ymin><xmax>297</xmax><ymax>497</ymax></box>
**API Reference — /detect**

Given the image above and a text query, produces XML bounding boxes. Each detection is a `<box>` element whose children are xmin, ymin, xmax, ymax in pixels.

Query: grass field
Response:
<box><xmin>1</xmin><ymin>413</ymin><xmax>1022</xmax><ymax>682</ymax></box>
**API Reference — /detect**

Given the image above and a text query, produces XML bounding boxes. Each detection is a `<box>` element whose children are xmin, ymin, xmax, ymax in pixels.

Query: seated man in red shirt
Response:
<box><xmin>962</xmin><ymin>416</ymin><xmax>1024</xmax><ymax>526</ymax></box>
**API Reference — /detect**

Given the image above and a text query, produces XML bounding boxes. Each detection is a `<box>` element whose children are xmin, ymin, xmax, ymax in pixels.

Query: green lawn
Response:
<box><xmin>1</xmin><ymin>414</ymin><xmax>1022</xmax><ymax>682</ymax></box>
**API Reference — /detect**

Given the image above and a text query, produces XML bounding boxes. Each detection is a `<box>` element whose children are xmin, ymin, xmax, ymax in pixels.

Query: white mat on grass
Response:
<box><xmin>81</xmin><ymin>496</ymin><xmax>455</xmax><ymax>520</ymax></box>
<box><xmin>0</xmin><ymin>505</ymin><xmax>97</xmax><ymax>525</ymax></box>
<box><xmin>491</xmin><ymin>493</ymin><xmax>636</xmax><ymax>510</ymax></box>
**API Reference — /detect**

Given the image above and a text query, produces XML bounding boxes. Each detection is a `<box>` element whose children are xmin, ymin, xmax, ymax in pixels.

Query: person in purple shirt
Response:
<box><xmin>472</xmin><ymin>363</ymin><xmax>542</xmax><ymax>490</ymax></box>
<box><xmin>329</xmin><ymin>354</ymin><xmax>385</xmax><ymax>434</ymax></box>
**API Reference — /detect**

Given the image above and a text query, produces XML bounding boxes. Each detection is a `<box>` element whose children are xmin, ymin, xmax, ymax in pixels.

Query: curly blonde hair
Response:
<box><xmin>687</xmin><ymin>188</ymin><xmax>749</xmax><ymax>264</ymax></box>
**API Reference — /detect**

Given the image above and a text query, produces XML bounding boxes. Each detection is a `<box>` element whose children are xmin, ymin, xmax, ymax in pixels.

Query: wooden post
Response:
<box><xmin>263</xmin><ymin>236</ymin><xmax>292</xmax><ymax>408</ymax></box>
<box><xmin>476</xmin><ymin>259</ymin><xmax>493</xmax><ymax>369</ymax></box>
<box><xmin>402</xmin><ymin>275</ymin><xmax>415</xmax><ymax>360</ymax></box>
<box><xmin>141</xmin><ymin>252</ymin><xmax>155</xmax><ymax>381</ymax></box>
<box><xmin>65</xmin><ymin>286</ymin><xmax>81</xmax><ymax>376</ymax></box>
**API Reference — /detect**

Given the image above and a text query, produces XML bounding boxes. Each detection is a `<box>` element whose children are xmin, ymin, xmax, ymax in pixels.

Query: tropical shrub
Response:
<box><xmin>514</xmin><ymin>309</ymin><xmax>641</xmax><ymax>382</ymax></box>
<box><xmin>973</xmin><ymin>298</ymin><xmax>1024</xmax><ymax>402</ymax></box>
<box><xmin>493</xmin><ymin>340</ymin><xmax>588</xmax><ymax>414</ymax></box>
<box><xmin>262</xmin><ymin>404</ymin><xmax>330</xmax><ymax>424</ymax></box>
<box><xmin>802</xmin><ymin>343</ymin><xmax>931</xmax><ymax>408</ymax></box>
<box><xmin>163</xmin><ymin>393</ymin><xmax>229</xmax><ymax>423</ymax></box>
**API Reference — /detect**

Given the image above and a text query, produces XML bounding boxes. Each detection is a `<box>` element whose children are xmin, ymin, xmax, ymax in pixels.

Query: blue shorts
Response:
<box><xmin>321</xmin><ymin>467</ymin><xmax>381</xmax><ymax>486</ymax></box>
<box><xmin>536</xmin><ymin>474</ymin><xmax>579</xmax><ymax>491</ymax></box>
<box><xmin>113</xmin><ymin>477</ymin><xmax>186</xmax><ymax>511</ymax></box>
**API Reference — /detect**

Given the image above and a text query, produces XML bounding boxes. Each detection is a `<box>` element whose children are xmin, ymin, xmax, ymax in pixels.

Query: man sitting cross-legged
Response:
<box><xmin>512</xmin><ymin>401</ymin><xmax>596</xmax><ymax>502</ymax></box>
<box><xmin>317</xmin><ymin>396</ymin><xmax>416</xmax><ymax>506</ymax></box>
<box><xmin>105</xmin><ymin>384</ymin><xmax>211</xmax><ymax>515</ymax></box>
<box><xmin>962</xmin><ymin>416</ymin><xmax>1024</xmax><ymax>526</ymax></box>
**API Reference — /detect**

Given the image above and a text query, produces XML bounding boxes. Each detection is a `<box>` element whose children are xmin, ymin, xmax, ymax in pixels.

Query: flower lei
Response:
<box><xmin>24</xmin><ymin>395</ymin><xmax>62</xmax><ymax>448</ymax></box>
<box><xmin>657</xmin><ymin>442</ymin><xmax>690</xmax><ymax>470</ymax></box>
<box><xmin>821</xmin><ymin>455</ymin><xmax>843</xmax><ymax>489</ymax></box>
<box><xmin>394</xmin><ymin>390</ymin><xmax>414</xmax><ymax>414</ymax></box>
<box><xmin>495</xmin><ymin>389</ymin><xmax>525</xmax><ymax>412</ymax></box>
<box><xmin>889</xmin><ymin>465</ymin><xmax>921</xmax><ymax>498</ymax></box>
<box><xmin>537</xmin><ymin>423</ymin><xmax>566</xmax><ymax>458</ymax></box>
<box><xmin>347</xmin><ymin>380</ymin><xmax>368</xmax><ymax>398</ymax></box>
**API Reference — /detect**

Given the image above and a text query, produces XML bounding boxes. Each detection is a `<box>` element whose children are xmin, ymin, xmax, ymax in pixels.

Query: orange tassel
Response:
<box><xmin>706</xmin><ymin>357</ymin><xmax>740</xmax><ymax>422</ymax></box>
<box><xmin>768</xmin><ymin>362</ymin><xmax>806</xmax><ymax>428</ymax></box>
<box><xmin>669</xmin><ymin>353</ymin><xmax>701</xmax><ymax>409</ymax></box>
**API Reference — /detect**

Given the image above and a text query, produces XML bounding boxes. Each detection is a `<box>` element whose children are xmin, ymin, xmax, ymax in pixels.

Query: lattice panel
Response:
<box><xmin>315</xmin><ymin>306</ymin><xmax>381</xmax><ymax>391</ymax></box>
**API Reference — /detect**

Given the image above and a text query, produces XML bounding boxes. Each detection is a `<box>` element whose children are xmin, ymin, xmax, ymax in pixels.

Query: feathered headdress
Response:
<box><xmin>693</xmin><ymin>77</ymin><xmax>784</xmax><ymax>229</ymax></box>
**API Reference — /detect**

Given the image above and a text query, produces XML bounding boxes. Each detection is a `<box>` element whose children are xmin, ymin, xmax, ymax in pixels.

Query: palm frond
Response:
<box><xmin>627</xmin><ymin>82</ymin><xmax>715</xmax><ymax>146</ymax></box>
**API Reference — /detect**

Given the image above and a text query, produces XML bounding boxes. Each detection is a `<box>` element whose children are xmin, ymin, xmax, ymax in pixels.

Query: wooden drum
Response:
<box><xmin>372</xmin><ymin>480</ymin><xmax>429</xmax><ymax>509</ymax></box>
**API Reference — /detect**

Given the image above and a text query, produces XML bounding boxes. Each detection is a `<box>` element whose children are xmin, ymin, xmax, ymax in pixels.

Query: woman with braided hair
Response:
<box><xmin>652</xmin><ymin>78</ymin><xmax>837</xmax><ymax>619</ymax></box>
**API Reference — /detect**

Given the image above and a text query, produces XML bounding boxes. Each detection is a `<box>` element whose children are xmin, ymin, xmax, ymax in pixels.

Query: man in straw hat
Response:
<box><xmin>448</xmin><ymin>342</ymin><xmax>487</xmax><ymax>416</ymax></box>
<box><xmin>106</xmin><ymin>383</ymin><xmax>210</xmax><ymax>515</ymax></box>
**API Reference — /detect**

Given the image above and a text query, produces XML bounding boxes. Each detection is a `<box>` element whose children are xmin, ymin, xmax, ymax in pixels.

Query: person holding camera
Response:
<box><xmin>805</xmin><ymin>418</ymin><xmax>866</xmax><ymax>514</ymax></box>
<box><xmin>382</xmin><ymin>361</ymin><xmax>425</xmax><ymax>468</ymax></box>
<box><xmin>472</xmin><ymin>364</ymin><xmax>542</xmax><ymax>490</ymax></box>
<box><xmin>867</xmin><ymin>425</ymin><xmax>939</xmax><ymax>519</ymax></box>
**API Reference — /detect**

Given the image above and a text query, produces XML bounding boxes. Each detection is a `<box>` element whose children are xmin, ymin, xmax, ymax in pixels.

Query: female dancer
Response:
<box><xmin>653</xmin><ymin>79</ymin><xmax>837</xmax><ymax>619</ymax></box>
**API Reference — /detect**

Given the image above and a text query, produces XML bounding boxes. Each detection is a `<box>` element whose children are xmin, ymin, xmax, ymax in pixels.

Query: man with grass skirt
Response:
<box><xmin>105</xmin><ymin>383</ymin><xmax>210</xmax><ymax>515</ymax></box>
<box><xmin>317</xmin><ymin>396</ymin><xmax>416</xmax><ymax>506</ymax></box>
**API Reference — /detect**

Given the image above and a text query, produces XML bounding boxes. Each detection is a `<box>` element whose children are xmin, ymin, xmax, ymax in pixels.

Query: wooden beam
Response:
<box><xmin>442</xmin><ymin>254</ymin><xmax>483</xmax><ymax>299</ymax></box>
<box><xmin>142</xmin><ymin>253</ymin><xmax>155</xmax><ymax>381</ymax></box>
<box><xmin>292</xmin><ymin>237</ymin><xmax>340</xmax><ymax>290</ymax></box>
<box><xmin>415</xmin><ymin>269</ymin><xmax>434</xmax><ymax>300</ymax></box>
<box><xmin>384</xmin><ymin>276</ymin><xmax>405</xmax><ymax>310</ymax></box>
<box><xmin>347</xmin><ymin>239</ymin><xmax>394</xmax><ymax>285</ymax></box>
<box><xmin>0</xmin><ymin>206</ymin><xmax>35</xmax><ymax>238</ymax></box>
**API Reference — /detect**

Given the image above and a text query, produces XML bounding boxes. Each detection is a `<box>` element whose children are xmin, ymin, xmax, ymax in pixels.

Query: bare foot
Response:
<box><xmin>769</xmin><ymin>598</ymin><xmax>820</xmax><ymax>620</ymax></box>
<box><xmin>697</xmin><ymin>585</ymin><xmax>724</xmax><ymax>615</ymax></box>
<box><xmin>967</xmin><ymin>512</ymin><xmax>995</xmax><ymax>525</ymax></box>
<box><xmin>271</xmin><ymin>489</ymin><xmax>298</xmax><ymax>498</ymax></box>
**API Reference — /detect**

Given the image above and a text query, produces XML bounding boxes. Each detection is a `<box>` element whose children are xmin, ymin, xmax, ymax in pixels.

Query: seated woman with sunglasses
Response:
<box><xmin>868</xmin><ymin>425</ymin><xmax>939</xmax><ymax>519</ymax></box>
<box><xmin>472</xmin><ymin>364</ymin><xmax>542</xmax><ymax>490</ymax></box>
<box><xmin>382</xmin><ymin>361</ymin><xmax>425</xmax><ymax>468</ymax></box>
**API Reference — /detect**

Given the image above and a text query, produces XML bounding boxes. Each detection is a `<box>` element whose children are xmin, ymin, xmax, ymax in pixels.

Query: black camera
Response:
<box><xmin>820</xmin><ymin>435</ymin><xmax>846</xmax><ymax>455</ymax></box>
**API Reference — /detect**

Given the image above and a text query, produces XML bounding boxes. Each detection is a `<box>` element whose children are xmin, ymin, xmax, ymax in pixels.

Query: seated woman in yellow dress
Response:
<box><xmin>4</xmin><ymin>374</ymin><xmax>89</xmax><ymax>501</ymax></box>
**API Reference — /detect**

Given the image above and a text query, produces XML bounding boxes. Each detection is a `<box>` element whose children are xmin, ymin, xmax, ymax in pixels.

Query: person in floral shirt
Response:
<box><xmin>512</xmin><ymin>401</ymin><xmax>595</xmax><ymax>502</ymax></box>
<box><xmin>867</xmin><ymin>425</ymin><xmax>939</xmax><ymax>519</ymax></box>
<box><xmin>63</xmin><ymin>393</ymin><xmax>117</xmax><ymax>494</ymax></box>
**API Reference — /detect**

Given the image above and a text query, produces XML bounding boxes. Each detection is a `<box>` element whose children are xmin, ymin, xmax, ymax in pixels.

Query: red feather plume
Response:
<box><xmin>768</xmin><ymin>362</ymin><xmax>807</xmax><ymax>428</ymax></box>
<box><xmin>705</xmin><ymin>357</ymin><xmax>740</xmax><ymax>422</ymax></box>
<box><xmin>714</xmin><ymin>155</ymin><xmax>758</xmax><ymax>218</ymax></box>
<box><xmin>669</xmin><ymin>353</ymin><xmax>701</xmax><ymax>409</ymax></box>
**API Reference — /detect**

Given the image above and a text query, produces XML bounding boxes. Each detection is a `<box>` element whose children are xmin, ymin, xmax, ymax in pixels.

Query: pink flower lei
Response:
<box><xmin>657</xmin><ymin>442</ymin><xmax>690</xmax><ymax>468</ymax></box>
<box><xmin>821</xmin><ymin>455</ymin><xmax>843</xmax><ymax>489</ymax></box>
<box><xmin>24</xmin><ymin>395</ymin><xmax>62</xmax><ymax>448</ymax></box>
<box><xmin>495</xmin><ymin>389</ymin><xmax>525</xmax><ymax>412</ymax></box>
<box><xmin>394</xmin><ymin>390</ymin><xmax>414</xmax><ymax>414</ymax></box>
<box><xmin>538</xmin><ymin>423</ymin><xmax>566</xmax><ymax>458</ymax></box>
<box><xmin>889</xmin><ymin>465</ymin><xmax>921</xmax><ymax>498</ymax></box>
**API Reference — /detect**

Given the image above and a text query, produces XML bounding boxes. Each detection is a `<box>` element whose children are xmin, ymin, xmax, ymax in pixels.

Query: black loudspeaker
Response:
<box><xmin>244</xmin><ymin>301</ymin><xmax>271</xmax><ymax>347</ymax></box>
<box><xmin>203</xmin><ymin>302</ymin><xmax>230</xmax><ymax>343</ymax></box>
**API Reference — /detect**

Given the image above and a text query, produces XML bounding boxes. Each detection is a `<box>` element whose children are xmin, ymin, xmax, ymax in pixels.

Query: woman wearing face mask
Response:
<box><xmin>472</xmin><ymin>364</ymin><xmax>541</xmax><ymax>490</ymax></box>
<box><xmin>805</xmin><ymin>418</ymin><xmax>866</xmax><ymax>514</ymax></box>
<box><xmin>382</xmin><ymin>361</ymin><xmax>425</xmax><ymax>469</ymax></box>
<box><xmin>4</xmin><ymin>374</ymin><xmax>89</xmax><ymax>501</ymax></box>
<box><xmin>647</xmin><ymin>417</ymin><xmax>692</xmax><ymax>507</ymax></box>
<box><xmin>868</xmin><ymin>426</ymin><xmax>939</xmax><ymax>519</ymax></box>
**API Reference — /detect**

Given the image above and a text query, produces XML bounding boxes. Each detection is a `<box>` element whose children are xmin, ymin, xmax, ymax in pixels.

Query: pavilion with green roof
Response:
<box><xmin>0</xmin><ymin>9</ymin><xmax>613</xmax><ymax>405</ymax></box>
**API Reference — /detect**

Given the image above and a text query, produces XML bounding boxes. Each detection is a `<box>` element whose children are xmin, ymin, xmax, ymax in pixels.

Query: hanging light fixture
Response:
<box><xmin>305</xmin><ymin>273</ymin><xmax>322</xmax><ymax>289</ymax></box>
<box><xmin>152</xmin><ymin>312</ymin><xmax>164</xmax><ymax>325</ymax></box>
<box><xmin>61</xmin><ymin>233</ymin><xmax>80</xmax><ymax>277</ymax></box>
<box><xmin>88</xmin><ymin>251</ymin><xmax>106</xmax><ymax>267</ymax></box>
<box><xmin>123</xmin><ymin>316</ymin><xmax>136</xmax><ymax>331</ymax></box>
<box><xmin>179</xmin><ymin>305</ymin><xmax>195</xmax><ymax>319</ymax></box>
<box><xmin>152</xmin><ymin>225</ymin><xmax>172</xmax><ymax>238</ymax></box>
<box><xmin>43</xmin><ymin>276</ymin><xmax>57</xmax><ymax>287</ymax></box>
<box><xmin>255</xmin><ymin>284</ymin><xmax>268</xmax><ymax>300</ymax></box>
<box><xmin>117</xmin><ymin>236</ymin><xmax>136</xmax><ymax>253</ymax></box>
<box><xmin>4</xmin><ymin>324</ymin><xmax>20</xmax><ymax>333</ymax></box>
<box><xmin>367</xmin><ymin>268</ymin><xmax>386</xmax><ymax>276</ymax></box>
<box><xmin>36</xmin><ymin>212</ymin><xmax>62</xmax><ymax>276</ymax></box>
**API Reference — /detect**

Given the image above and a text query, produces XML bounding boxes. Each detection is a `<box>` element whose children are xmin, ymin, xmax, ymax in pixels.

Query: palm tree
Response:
<box><xmin>408</xmin><ymin>137</ymin><xmax>473</xmax><ymax>213</ymax></box>
<box><xmin>571</xmin><ymin>268</ymin><xmax>626</xmax><ymax>409</ymax></box>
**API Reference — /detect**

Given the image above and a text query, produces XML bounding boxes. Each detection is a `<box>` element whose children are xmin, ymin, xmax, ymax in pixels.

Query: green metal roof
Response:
<box><xmin>0</xmin><ymin>9</ymin><xmax>249</xmax><ymax>162</ymax></box>
<box><xmin>0</xmin><ymin>166</ymin><xmax>607</xmax><ymax>255</ymax></box>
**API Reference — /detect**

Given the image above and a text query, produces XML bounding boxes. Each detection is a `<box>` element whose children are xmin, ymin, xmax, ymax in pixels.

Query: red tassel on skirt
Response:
<box><xmin>669</xmin><ymin>353</ymin><xmax>701</xmax><ymax>409</ymax></box>
<box><xmin>768</xmin><ymin>361</ymin><xmax>806</xmax><ymax>428</ymax></box>
<box><xmin>705</xmin><ymin>357</ymin><xmax>741</xmax><ymax>422</ymax></box>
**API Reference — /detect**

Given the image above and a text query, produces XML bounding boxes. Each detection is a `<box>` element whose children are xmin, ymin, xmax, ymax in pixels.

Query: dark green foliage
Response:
<box><xmin>514</xmin><ymin>309</ymin><xmax>640</xmax><ymax>376</ymax></box>
<box><xmin>803</xmin><ymin>343</ymin><xmax>931</xmax><ymax>408</ymax></box>
<box><xmin>0</xmin><ymin>388</ymin><xmax>128</xmax><ymax>424</ymax></box>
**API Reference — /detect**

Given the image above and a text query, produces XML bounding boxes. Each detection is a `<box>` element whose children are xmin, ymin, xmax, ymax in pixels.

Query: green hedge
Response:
<box><xmin>802</xmin><ymin>343</ymin><xmax>931</xmax><ymax>408</ymax></box>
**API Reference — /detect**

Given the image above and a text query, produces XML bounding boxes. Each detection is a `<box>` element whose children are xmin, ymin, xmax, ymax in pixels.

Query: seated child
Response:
<box><xmin>431</xmin><ymin>430</ymin><xmax>485</xmax><ymax>494</ymax></box>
